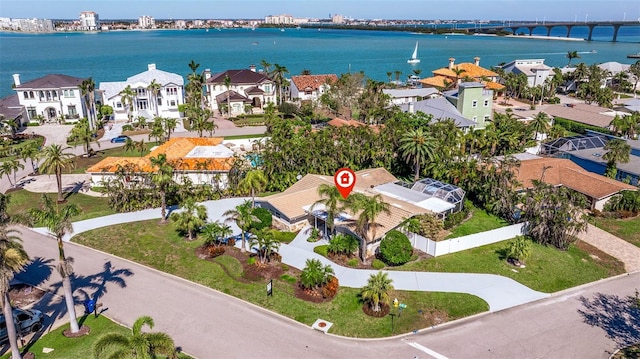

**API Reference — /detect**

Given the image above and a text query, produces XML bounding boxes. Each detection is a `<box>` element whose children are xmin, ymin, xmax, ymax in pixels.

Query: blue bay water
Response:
<box><xmin>0</xmin><ymin>26</ymin><xmax>639</xmax><ymax>98</ymax></box>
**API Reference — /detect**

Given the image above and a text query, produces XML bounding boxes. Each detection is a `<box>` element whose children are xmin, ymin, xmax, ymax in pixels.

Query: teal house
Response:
<box><xmin>444</xmin><ymin>82</ymin><xmax>494</xmax><ymax>129</ymax></box>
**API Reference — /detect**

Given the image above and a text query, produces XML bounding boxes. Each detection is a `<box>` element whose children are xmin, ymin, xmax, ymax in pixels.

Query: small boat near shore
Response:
<box><xmin>628</xmin><ymin>53</ymin><xmax>640</xmax><ymax>59</ymax></box>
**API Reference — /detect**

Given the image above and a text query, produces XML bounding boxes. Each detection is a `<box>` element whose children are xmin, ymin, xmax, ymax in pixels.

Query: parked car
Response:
<box><xmin>110</xmin><ymin>135</ymin><xmax>131</xmax><ymax>143</ymax></box>
<box><xmin>0</xmin><ymin>308</ymin><xmax>44</xmax><ymax>343</ymax></box>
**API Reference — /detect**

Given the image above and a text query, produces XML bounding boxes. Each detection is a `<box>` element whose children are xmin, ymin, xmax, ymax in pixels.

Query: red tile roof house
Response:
<box><xmin>203</xmin><ymin>66</ymin><xmax>276</xmax><ymax>116</ymax></box>
<box><xmin>514</xmin><ymin>157</ymin><xmax>637</xmax><ymax>211</ymax></box>
<box><xmin>289</xmin><ymin>74</ymin><xmax>338</xmax><ymax>103</ymax></box>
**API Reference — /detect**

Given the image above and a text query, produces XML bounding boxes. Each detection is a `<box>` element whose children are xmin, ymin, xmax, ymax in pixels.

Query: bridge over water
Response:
<box><xmin>475</xmin><ymin>21</ymin><xmax>639</xmax><ymax>42</ymax></box>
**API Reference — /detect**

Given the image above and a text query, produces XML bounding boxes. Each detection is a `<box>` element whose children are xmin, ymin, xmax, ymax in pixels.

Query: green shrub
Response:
<box><xmin>314</xmin><ymin>245</ymin><xmax>328</xmax><ymax>257</ymax></box>
<box><xmin>327</xmin><ymin>233</ymin><xmax>358</xmax><ymax>256</ymax></box>
<box><xmin>250</xmin><ymin>207</ymin><xmax>273</xmax><ymax>231</ymax></box>
<box><xmin>247</xmin><ymin>257</ymin><xmax>256</xmax><ymax>265</ymax></box>
<box><xmin>347</xmin><ymin>258</ymin><xmax>359</xmax><ymax>267</ymax></box>
<box><xmin>121</xmin><ymin>124</ymin><xmax>134</xmax><ymax>132</ymax></box>
<box><xmin>273</xmin><ymin>231</ymin><xmax>296</xmax><ymax>243</ymax></box>
<box><xmin>300</xmin><ymin>259</ymin><xmax>334</xmax><ymax>289</ymax></box>
<box><xmin>506</xmin><ymin>236</ymin><xmax>532</xmax><ymax>262</ymax></box>
<box><xmin>379</xmin><ymin>230</ymin><xmax>412</xmax><ymax>266</ymax></box>
<box><xmin>280</xmin><ymin>274</ymin><xmax>296</xmax><ymax>283</ymax></box>
<box><xmin>372</xmin><ymin>259</ymin><xmax>385</xmax><ymax>269</ymax></box>
<box><xmin>416</xmin><ymin>213</ymin><xmax>444</xmax><ymax>237</ymax></box>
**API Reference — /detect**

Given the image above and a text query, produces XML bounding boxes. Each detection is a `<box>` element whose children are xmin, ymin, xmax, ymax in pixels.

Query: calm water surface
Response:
<box><xmin>1</xmin><ymin>27</ymin><xmax>639</xmax><ymax>98</ymax></box>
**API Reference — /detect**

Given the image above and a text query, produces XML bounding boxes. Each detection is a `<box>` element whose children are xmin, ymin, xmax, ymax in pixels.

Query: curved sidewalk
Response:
<box><xmin>34</xmin><ymin>198</ymin><xmax>549</xmax><ymax>312</ymax></box>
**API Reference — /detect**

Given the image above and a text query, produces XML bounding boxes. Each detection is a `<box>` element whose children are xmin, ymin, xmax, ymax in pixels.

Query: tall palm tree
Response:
<box><xmin>223</xmin><ymin>200</ymin><xmax>257</xmax><ymax>252</ymax></box>
<box><xmin>0</xmin><ymin>159</ymin><xmax>23</xmax><ymax>188</ymax></box>
<box><xmin>350</xmin><ymin>193</ymin><xmax>391</xmax><ymax>264</ymax></box>
<box><xmin>79</xmin><ymin>77</ymin><xmax>97</xmax><ymax>131</ymax></box>
<box><xmin>451</xmin><ymin>66</ymin><xmax>466</xmax><ymax>87</ymax></box>
<box><xmin>271</xmin><ymin>63</ymin><xmax>289</xmax><ymax>105</ymax></box>
<box><xmin>39</xmin><ymin>144</ymin><xmax>75</xmax><ymax>203</ymax></box>
<box><xmin>260</xmin><ymin>59</ymin><xmax>271</xmax><ymax>74</ymax></box>
<box><xmin>224</xmin><ymin>75</ymin><xmax>232</xmax><ymax>116</ymax></box>
<box><xmin>164</xmin><ymin>117</ymin><xmax>177</xmax><ymax>140</ymax></box>
<box><xmin>603</xmin><ymin>139</ymin><xmax>631</xmax><ymax>179</ymax></box>
<box><xmin>629</xmin><ymin>60</ymin><xmax>640</xmax><ymax>98</ymax></box>
<box><xmin>529</xmin><ymin>112</ymin><xmax>550</xmax><ymax>141</ymax></box>
<box><xmin>249</xmin><ymin>228</ymin><xmax>280</xmax><ymax>264</ymax></box>
<box><xmin>68</xmin><ymin>118</ymin><xmax>100</xmax><ymax>156</ymax></box>
<box><xmin>311</xmin><ymin>184</ymin><xmax>347</xmax><ymax>238</ymax></box>
<box><xmin>147</xmin><ymin>79</ymin><xmax>162</xmax><ymax>117</ymax></box>
<box><xmin>566</xmin><ymin>50</ymin><xmax>581</xmax><ymax>66</ymax></box>
<box><xmin>93</xmin><ymin>315</ymin><xmax>176</xmax><ymax>359</ymax></box>
<box><xmin>238</xmin><ymin>169</ymin><xmax>268</xmax><ymax>208</ymax></box>
<box><xmin>170</xmin><ymin>197</ymin><xmax>208</xmax><ymax>240</ymax></box>
<box><xmin>123</xmin><ymin>138</ymin><xmax>136</xmax><ymax>154</ymax></box>
<box><xmin>119</xmin><ymin>85</ymin><xmax>136</xmax><ymax>123</ymax></box>
<box><xmin>149</xmin><ymin>154</ymin><xmax>174</xmax><ymax>224</ymax></box>
<box><xmin>360</xmin><ymin>271</ymin><xmax>394</xmax><ymax>313</ymax></box>
<box><xmin>0</xmin><ymin>194</ymin><xmax>29</xmax><ymax>359</ymax></box>
<box><xmin>28</xmin><ymin>194</ymin><xmax>81</xmax><ymax>333</ymax></box>
<box><xmin>399</xmin><ymin>128</ymin><xmax>436</xmax><ymax>181</ymax></box>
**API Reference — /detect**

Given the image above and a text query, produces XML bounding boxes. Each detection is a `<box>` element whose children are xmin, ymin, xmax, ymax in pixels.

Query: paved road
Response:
<box><xmin>9</xmin><ymin>227</ymin><xmax>639</xmax><ymax>359</ymax></box>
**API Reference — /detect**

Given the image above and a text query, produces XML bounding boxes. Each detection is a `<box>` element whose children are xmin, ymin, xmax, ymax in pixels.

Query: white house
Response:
<box><xmin>289</xmin><ymin>74</ymin><xmax>338</xmax><ymax>103</ymax></box>
<box><xmin>204</xmin><ymin>66</ymin><xmax>275</xmax><ymax>116</ymax></box>
<box><xmin>383</xmin><ymin>87</ymin><xmax>439</xmax><ymax>105</ymax></box>
<box><xmin>79</xmin><ymin>11</ymin><xmax>99</xmax><ymax>31</ymax></box>
<box><xmin>501</xmin><ymin>59</ymin><xmax>552</xmax><ymax>87</ymax></box>
<box><xmin>99</xmin><ymin>64</ymin><xmax>184</xmax><ymax>122</ymax></box>
<box><xmin>12</xmin><ymin>73</ymin><xmax>88</xmax><ymax>123</ymax></box>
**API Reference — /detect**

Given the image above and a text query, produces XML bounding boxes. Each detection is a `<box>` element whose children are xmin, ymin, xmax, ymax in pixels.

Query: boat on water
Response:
<box><xmin>407</xmin><ymin>41</ymin><xmax>420</xmax><ymax>64</ymax></box>
<box><xmin>628</xmin><ymin>53</ymin><xmax>640</xmax><ymax>59</ymax></box>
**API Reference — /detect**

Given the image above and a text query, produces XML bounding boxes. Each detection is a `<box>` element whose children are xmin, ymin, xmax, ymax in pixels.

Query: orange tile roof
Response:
<box><xmin>291</xmin><ymin>74</ymin><xmax>338</xmax><ymax>92</ymax></box>
<box><xmin>86</xmin><ymin>137</ymin><xmax>234</xmax><ymax>173</ymax></box>
<box><xmin>484</xmin><ymin>81</ymin><xmax>505</xmax><ymax>90</ymax></box>
<box><xmin>432</xmin><ymin>63</ymin><xmax>498</xmax><ymax>79</ymax></box>
<box><xmin>327</xmin><ymin>118</ymin><xmax>365</xmax><ymax>128</ymax></box>
<box><xmin>419</xmin><ymin>75</ymin><xmax>450</xmax><ymax>88</ymax></box>
<box><xmin>515</xmin><ymin>158</ymin><xmax>637</xmax><ymax>199</ymax></box>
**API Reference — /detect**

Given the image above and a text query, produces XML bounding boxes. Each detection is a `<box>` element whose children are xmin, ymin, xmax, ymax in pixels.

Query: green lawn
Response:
<box><xmin>445</xmin><ymin>205</ymin><xmax>509</xmax><ymax>239</ymax></box>
<box><xmin>73</xmin><ymin>220</ymin><xmax>488</xmax><ymax>337</ymax></box>
<box><xmin>591</xmin><ymin>216</ymin><xmax>640</xmax><ymax>248</ymax></box>
<box><xmin>6</xmin><ymin>190</ymin><xmax>115</xmax><ymax>223</ymax></box>
<box><xmin>0</xmin><ymin>315</ymin><xmax>192</xmax><ymax>359</ymax></box>
<box><xmin>393</xmin><ymin>239</ymin><xmax>625</xmax><ymax>293</ymax></box>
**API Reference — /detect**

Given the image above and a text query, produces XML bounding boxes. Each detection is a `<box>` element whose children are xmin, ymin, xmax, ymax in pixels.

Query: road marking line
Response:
<box><xmin>407</xmin><ymin>342</ymin><xmax>449</xmax><ymax>359</ymax></box>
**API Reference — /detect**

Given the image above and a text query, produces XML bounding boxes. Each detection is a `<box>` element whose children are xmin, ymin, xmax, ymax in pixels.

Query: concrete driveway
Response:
<box><xmin>18</xmin><ymin>173</ymin><xmax>103</xmax><ymax>197</ymax></box>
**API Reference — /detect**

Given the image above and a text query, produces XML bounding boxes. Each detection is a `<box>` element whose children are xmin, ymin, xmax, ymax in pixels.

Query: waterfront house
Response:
<box><xmin>397</xmin><ymin>97</ymin><xmax>476</xmax><ymax>131</ymax></box>
<box><xmin>442</xmin><ymin>82</ymin><xmax>494</xmax><ymax>129</ymax></box>
<box><xmin>86</xmin><ymin>137</ymin><xmax>235</xmax><ymax>188</ymax></box>
<box><xmin>289</xmin><ymin>74</ymin><xmax>338</xmax><ymax>103</ymax></box>
<box><xmin>12</xmin><ymin>73</ymin><xmax>88</xmax><ymax>123</ymax></box>
<box><xmin>514</xmin><ymin>157</ymin><xmax>637</xmax><ymax>210</ymax></box>
<box><xmin>203</xmin><ymin>66</ymin><xmax>276</xmax><ymax>116</ymax></box>
<box><xmin>500</xmin><ymin>59</ymin><xmax>553</xmax><ymax>87</ymax></box>
<box><xmin>420</xmin><ymin>57</ymin><xmax>504</xmax><ymax>92</ymax></box>
<box><xmin>383</xmin><ymin>88</ymin><xmax>439</xmax><ymax>105</ymax></box>
<box><xmin>99</xmin><ymin>64</ymin><xmax>185</xmax><ymax>122</ymax></box>
<box><xmin>258</xmin><ymin>168</ymin><xmax>464</xmax><ymax>258</ymax></box>
<box><xmin>542</xmin><ymin>103</ymin><xmax>617</xmax><ymax>130</ymax></box>
<box><xmin>0</xmin><ymin>95</ymin><xmax>27</xmax><ymax>129</ymax></box>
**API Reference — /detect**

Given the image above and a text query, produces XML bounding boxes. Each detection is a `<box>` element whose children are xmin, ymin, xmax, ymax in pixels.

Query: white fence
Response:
<box><xmin>410</xmin><ymin>223</ymin><xmax>525</xmax><ymax>257</ymax></box>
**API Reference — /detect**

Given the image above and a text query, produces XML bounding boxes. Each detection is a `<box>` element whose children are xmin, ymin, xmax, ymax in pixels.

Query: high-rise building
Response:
<box><xmin>79</xmin><ymin>11</ymin><xmax>99</xmax><ymax>31</ymax></box>
<box><xmin>138</xmin><ymin>15</ymin><xmax>155</xmax><ymax>29</ymax></box>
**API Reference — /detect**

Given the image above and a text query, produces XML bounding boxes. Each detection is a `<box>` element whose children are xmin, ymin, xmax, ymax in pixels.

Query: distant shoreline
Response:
<box><xmin>473</xmin><ymin>33</ymin><xmax>584</xmax><ymax>41</ymax></box>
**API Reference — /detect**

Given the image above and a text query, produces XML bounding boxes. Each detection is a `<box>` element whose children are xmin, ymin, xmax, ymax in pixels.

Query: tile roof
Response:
<box><xmin>291</xmin><ymin>74</ymin><xmax>338</xmax><ymax>91</ymax></box>
<box><xmin>86</xmin><ymin>137</ymin><xmax>234</xmax><ymax>173</ymax></box>
<box><xmin>419</xmin><ymin>75</ymin><xmax>450</xmax><ymax>88</ymax></box>
<box><xmin>515</xmin><ymin>157</ymin><xmax>637</xmax><ymax>200</ymax></box>
<box><xmin>215</xmin><ymin>90</ymin><xmax>251</xmax><ymax>104</ymax></box>
<box><xmin>0</xmin><ymin>94</ymin><xmax>24</xmax><ymax>120</ymax></box>
<box><xmin>207</xmin><ymin>69</ymin><xmax>272</xmax><ymax>85</ymax></box>
<box><xmin>260</xmin><ymin>168</ymin><xmax>430</xmax><ymax>240</ymax></box>
<box><xmin>432</xmin><ymin>63</ymin><xmax>498</xmax><ymax>79</ymax></box>
<box><xmin>15</xmin><ymin>74</ymin><xmax>86</xmax><ymax>89</ymax></box>
<box><xmin>543</xmin><ymin>104</ymin><xmax>615</xmax><ymax>128</ymax></box>
<box><xmin>126</xmin><ymin>67</ymin><xmax>184</xmax><ymax>86</ymax></box>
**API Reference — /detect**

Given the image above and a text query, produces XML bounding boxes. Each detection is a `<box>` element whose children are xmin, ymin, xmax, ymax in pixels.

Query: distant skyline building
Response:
<box><xmin>79</xmin><ymin>11</ymin><xmax>99</xmax><ymax>31</ymax></box>
<box><xmin>264</xmin><ymin>14</ymin><xmax>294</xmax><ymax>25</ymax></box>
<box><xmin>332</xmin><ymin>14</ymin><xmax>344</xmax><ymax>24</ymax></box>
<box><xmin>138</xmin><ymin>15</ymin><xmax>155</xmax><ymax>29</ymax></box>
<box><xmin>0</xmin><ymin>17</ymin><xmax>53</xmax><ymax>32</ymax></box>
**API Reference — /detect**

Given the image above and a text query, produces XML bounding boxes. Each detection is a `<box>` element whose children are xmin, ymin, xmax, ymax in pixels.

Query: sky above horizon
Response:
<box><xmin>1</xmin><ymin>0</ymin><xmax>639</xmax><ymax>21</ymax></box>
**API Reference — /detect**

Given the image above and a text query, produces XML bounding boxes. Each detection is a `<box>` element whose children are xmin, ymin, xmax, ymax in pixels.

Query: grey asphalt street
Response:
<box><xmin>10</xmin><ymin>225</ymin><xmax>640</xmax><ymax>359</ymax></box>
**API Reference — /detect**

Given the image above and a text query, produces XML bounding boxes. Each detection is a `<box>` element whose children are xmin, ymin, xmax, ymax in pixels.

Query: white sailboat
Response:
<box><xmin>407</xmin><ymin>41</ymin><xmax>420</xmax><ymax>64</ymax></box>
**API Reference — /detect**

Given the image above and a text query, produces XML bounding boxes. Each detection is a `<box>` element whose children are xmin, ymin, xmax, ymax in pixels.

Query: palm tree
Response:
<box><xmin>170</xmin><ymin>197</ymin><xmax>208</xmax><ymax>240</ymax></box>
<box><xmin>260</xmin><ymin>59</ymin><xmax>272</xmax><ymax>74</ymax></box>
<box><xmin>528</xmin><ymin>112</ymin><xmax>550</xmax><ymax>141</ymax></box>
<box><xmin>164</xmin><ymin>117</ymin><xmax>177</xmax><ymax>140</ymax></box>
<box><xmin>452</xmin><ymin>66</ymin><xmax>467</xmax><ymax>87</ymax></box>
<box><xmin>223</xmin><ymin>200</ymin><xmax>257</xmax><ymax>252</ymax></box>
<box><xmin>19</xmin><ymin>141</ymin><xmax>40</xmax><ymax>175</ymax></box>
<box><xmin>28</xmin><ymin>194</ymin><xmax>81</xmax><ymax>333</ymax></box>
<box><xmin>93</xmin><ymin>315</ymin><xmax>176</xmax><ymax>359</ymax></box>
<box><xmin>386</xmin><ymin>71</ymin><xmax>392</xmax><ymax>82</ymax></box>
<box><xmin>271</xmin><ymin>63</ymin><xmax>289</xmax><ymax>105</ymax></box>
<box><xmin>224</xmin><ymin>75</ymin><xmax>232</xmax><ymax>116</ymax></box>
<box><xmin>68</xmin><ymin>118</ymin><xmax>100</xmax><ymax>156</ymax></box>
<box><xmin>238</xmin><ymin>169</ymin><xmax>268</xmax><ymax>208</ymax></box>
<box><xmin>603</xmin><ymin>139</ymin><xmax>631</xmax><ymax>179</ymax></box>
<box><xmin>394</xmin><ymin>70</ymin><xmax>402</xmax><ymax>82</ymax></box>
<box><xmin>123</xmin><ymin>138</ymin><xmax>136</xmax><ymax>154</ymax></box>
<box><xmin>360</xmin><ymin>271</ymin><xmax>394</xmax><ymax>313</ymax></box>
<box><xmin>201</xmin><ymin>221</ymin><xmax>232</xmax><ymax>247</ymax></box>
<box><xmin>299</xmin><ymin>258</ymin><xmax>334</xmax><ymax>289</ymax></box>
<box><xmin>566</xmin><ymin>50</ymin><xmax>581</xmax><ymax>66</ymax></box>
<box><xmin>149</xmin><ymin>154</ymin><xmax>174</xmax><ymax>224</ymax></box>
<box><xmin>399</xmin><ymin>128</ymin><xmax>436</xmax><ymax>181</ymax></box>
<box><xmin>629</xmin><ymin>61</ymin><xmax>640</xmax><ymax>98</ymax></box>
<box><xmin>0</xmin><ymin>194</ymin><xmax>29</xmax><ymax>359</ymax></box>
<box><xmin>350</xmin><ymin>193</ymin><xmax>391</xmax><ymax>264</ymax></box>
<box><xmin>135</xmin><ymin>139</ymin><xmax>146</xmax><ymax>157</ymax></box>
<box><xmin>39</xmin><ymin>144</ymin><xmax>75</xmax><ymax>203</ymax></box>
<box><xmin>0</xmin><ymin>159</ymin><xmax>23</xmax><ymax>188</ymax></box>
<box><xmin>147</xmin><ymin>79</ymin><xmax>162</xmax><ymax>117</ymax></box>
<box><xmin>249</xmin><ymin>228</ymin><xmax>280</xmax><ymax>264</ymax></box>
<box><xmin>79</xmin><ymin>77</ymin><xmax>97</xmax><ymax>131</ymax></box>
<box><xmin>119</xmin><ymin>85</ymin><xmax>136</xmax><ymax>123</ymax></box>
<box><xmin>311</xmin><ymin>184</ymin><xmax>347</xmax><ymax>238</ymax></box>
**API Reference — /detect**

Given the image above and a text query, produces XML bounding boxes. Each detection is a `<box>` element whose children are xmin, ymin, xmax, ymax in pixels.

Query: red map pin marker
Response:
<box><xmin>334</xmin><ymin>168</ymin><xmax>356</xmax><ymax>199</ymax></box>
